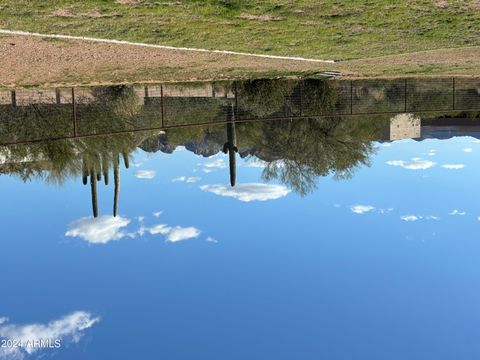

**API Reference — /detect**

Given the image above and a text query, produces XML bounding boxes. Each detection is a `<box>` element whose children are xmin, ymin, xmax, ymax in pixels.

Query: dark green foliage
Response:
<box><xmin>301</xmin><ymin>79</ymin><xmax>338</xmax><ymax>115</ymax></box>
<box><xmin>236</xmin><ymin>79</ymin><xmax>294</xmax><ymax>118</ymax></box>
<box><xmin>243</xmin><ymin>116</ymin><xmax>389</xmax><ymax>195</ymax></box>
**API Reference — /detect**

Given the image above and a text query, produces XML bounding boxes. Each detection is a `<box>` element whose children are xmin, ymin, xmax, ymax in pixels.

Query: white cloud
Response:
<box><xmin>464</xmin><ymin>148</ymin><xmax>473</xmax><ymax>153</ymax></box>
<box><xmin>244</xmin><ymin>159</ymin><xmax>268</xmax><ymax>168</ymax></box>
<box><xmin>65</xmin><ymin>216</ymin><xmax>132</xmax><ymax>244</ymax></box>
<box><xmin>387</xmin><ymin>158</ymin><xmax>435</xmax><ymax>170</ymax></box>
<box><xmin>400</xmin><ymin>214</ymin><xmax>438</xmax><ymax>222</ymax></box>
<box><xmin>135</xmin><ymin>170</ymin><xmax>156</xmax><ymax>179</ymax></box>
<box><xmin>350</xmin><ymin>205</ymin><xmax>375</xmax><ymax>214</ymax></box>
<box><xmin>427</xmin><ymin>149</ymin><xmax>436</xmax><ymax>156</ymax></box>
<box><xmin>172</xmin><ymin>176</ymin><xmax>186</xmax><ymax>182</ymax></box>
<box><xmin>0</xmin><ymin>318</ymin><xmax>7</xmax><ymax>325</ymax></box>
<box><xmin>401</xmin><ymin>215</ymin><xmax>420</xmax><ymax>222</ymax></box>
<box><xmin>200</xmin><ymin>183</ymin><xmax>290</xmax><ymax>202</ymax></box>
<box><xmin>206</xmin><ymin>236</ymin><xmax>218</xmax><ymax>243</ymax></box>
<box><xmin>172</xmin><ymin>176</ymin><xmax>200</xmax><ymax>183</ymax></box>
<box><xmin>147</xmin><ymin>224</ymin><xmax>171</xmax><ymax>235</ymax></box>
<box><xmin>204</xmin><ymin>159</ymin><xmax>227</xmax><ymax>170</ymax></box>
<box><xmin>379</xmin><ymin>208</ymin><xmax>394</xmax><ymax>214</ymax></box>
<box><xmin>186</xmin><ymin>177</ymin><xmax>200</xmax><ymax>183</ymax></box>
<box><xmin>66</xmin><ymin>214</ymin><xmax>203</xmax><ymax>245</ymax></box>
<box><xmin>146</xmin><ymin>224</ymin><xmax>200</xmax><ymax>242</ymax></box>
<box><xmin>442</xmin><ymin>164</ymin><xmax>464</xmax><ymax>169</ymax></box>
<box><xmin>243</xmin><ymin>158</ymin><xmax>285</xmax><ymax>169</ymax></box>
<box><xmin>131</xmin><ymin>157</ymin><xmax>147</xmax><ymax>168</ymax></box>
<box><xmin>167</xmin><ymin>227</ymin><xmax>201</xmax><ymax>242</ymax></box>
<box><xmin>0</xmin><ymin>312</ymin><xmax>99</xmax><ymax>359</ymax></box>
<box><xmin>450</xmin><ymin>210</ymin><xmax>466</xmax><ymax>216</ymax></box>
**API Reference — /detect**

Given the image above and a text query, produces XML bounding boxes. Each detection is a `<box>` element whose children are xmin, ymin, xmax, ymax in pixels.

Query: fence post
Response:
<box><xmin>160</xmin><ymin>84</ymin><xmax>164</xmax><ymax>128</ymax></box>
<box><xmin>11</xmin><ymin>90</ymin><xmax>16</xmax><ymax>107</ymax></box>
<box><xmin>350</xmin><ymin>80</ymin><xmax>353</xmax><ymax>115</ymax></box>
<box><xmin>71</xmin><ymin>88</ymin><xmax>77</xmax><ymax>137</ymax></box>
<box><xmin>55</xmin><ymin>89</ymin><xmax>61</xmax><ymax>105</ymax></box>
<box><xmin>144</xmin><ymin>86</ymin><xmax>149</xmax><ymax>102</ymax></box>
<box><xmin>299</xmin><ymin>80</ymin><xmax>303</xmax><ymax>117</ymax></box>
<box><xmin>404</xmin><ymin>78</ymin><xmax>408</xmax><ymax>112</ymax></box>
<box><xmin>233</xmin><ymin>82</ymin><xmax>238</xmax><ymax>121</ymax></box>
<box><xmin>452</xmin><ymin>77</ymin><xmax>455</xmax><ymax>110</ymax></box>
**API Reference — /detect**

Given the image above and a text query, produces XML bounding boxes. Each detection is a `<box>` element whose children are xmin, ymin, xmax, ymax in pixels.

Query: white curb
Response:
<box><xmin>0</xmin><ymin>29</ymin><xmax>336</xmax><ymax>64</ymax></box>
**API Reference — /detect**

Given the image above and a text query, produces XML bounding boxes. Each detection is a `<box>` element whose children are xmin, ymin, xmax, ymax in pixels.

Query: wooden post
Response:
<box><xmin>11</xmin><ymin>90</ymin><xmax>16</xmax><ymax>107</ymax></box>
<box><xmin>144</xmin><ymin>86</ymin><xmax>149</xmax><ymax>104</ymax></box>
<box><xmin>233</xmin><ymin>82</ymin><xmax>238</xmax><ymax>121</ymax></box>
<box><xmin>55</xmin><ymin>89</ymin><xmax>61</xmax><ymax>105</ymax></box>
<box><xmin>71</xmin><ymin>88</ymin><xmax>77</xmax><ymax>137</ymax></box>
<box><xmin>160</xmin><ymin>84</ymin><xmax>164</xmax><ymax>128</ymax></box>
<box><xmin>299</xmin><ymin>81</ymin><xmax>303</xmax><ymax>117</ymax></box>
<box><xmin>350</xmin><ymin>80</ymin><xmax>353</xmax><ymax>115</ymax></box>
<box><xmin>452</xmin><ymin>77</ymin><xmax>455</xmax><ymax>110</ymax></box>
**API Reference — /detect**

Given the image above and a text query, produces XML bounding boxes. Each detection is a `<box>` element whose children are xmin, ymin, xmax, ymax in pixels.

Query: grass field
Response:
<box><xmin>1</xmin><ymin>0</ymin><xmax>479</xmax><ymax>60</ymax></box>
<box><xmin>0</xmin><ymin>0</ymin><xmax>479</xmax><ymax>85</ymax></box>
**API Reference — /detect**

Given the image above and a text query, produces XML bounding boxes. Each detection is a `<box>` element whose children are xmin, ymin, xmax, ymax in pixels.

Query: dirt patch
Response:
<box><xmin>51</xmin><ymin>8</ymin><xmax>122</xmax><ymax>18</ymax></box>
<box><xmin>299</xmin><ymin>21</ymin><xmax>319</xmax><ymax>26</ymax></box>
<box><xmin>1</xmin><ymin>34</ymin><xmax>478</xmax><ymax>87</ymax></box>
<box><xmin>0</xmin><ymin>35</ymin><xmax>332</xmax><ymax>87</ymax></box>
<box><xmin>434</xmin><ymin>0</ymin><xmax>480</xmax><ymax>11</ymax></box>
<box><xmin>83</xmin><ymin>10</ymin><xmax>122</xmax><ymax>18</ymax></box>
<box><xmin>51</xmin><ymin>9</ymin><xmax>76</xmax><ymax>18</ymax></box>
<box><xmin>433</xmin><ymin>0</ymin><xmax>449</xmax><ymax>9</ymax></box>
<box><xmin>468</xmin><ymin>0</ymin><xmax>480</xmax><ymax>10</ymax></box>
<box><xmin>237</xmin><ymin>14</ymin><xmax>284</xmax><ymax>21</ymax></box>
<box><xmin>115</xmin><ymin>0</ymin><xmax>143</xmax><ymax>4</ymax></box>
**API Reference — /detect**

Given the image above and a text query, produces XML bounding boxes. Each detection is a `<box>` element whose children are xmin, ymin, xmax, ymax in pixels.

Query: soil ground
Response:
<box><xmin>1</xmin><ymin>35</ymin><xmax>479</xmax><ymax>88</ymax></box>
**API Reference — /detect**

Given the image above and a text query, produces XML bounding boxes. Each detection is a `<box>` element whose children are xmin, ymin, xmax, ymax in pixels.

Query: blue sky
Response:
<box><xmin>1</xmin><ymin>135</ymin><xmax>480</xmax><ymax>359</ymax></box>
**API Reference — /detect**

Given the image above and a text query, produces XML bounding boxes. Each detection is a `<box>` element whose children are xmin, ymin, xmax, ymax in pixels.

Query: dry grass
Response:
<box><xmin>236</xmin><ymin>14</ymin><xmax>284</xmax><ymax>21</ymax></box>
<box><xmin>115</xmin><ymin>0</ymin><xmax>143</xmax><ymax>5</ymax></box>
<box><xmin>50</xmin><ymin>8</ymin><xmax>122</xmax><ymax>19</ymax></box>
